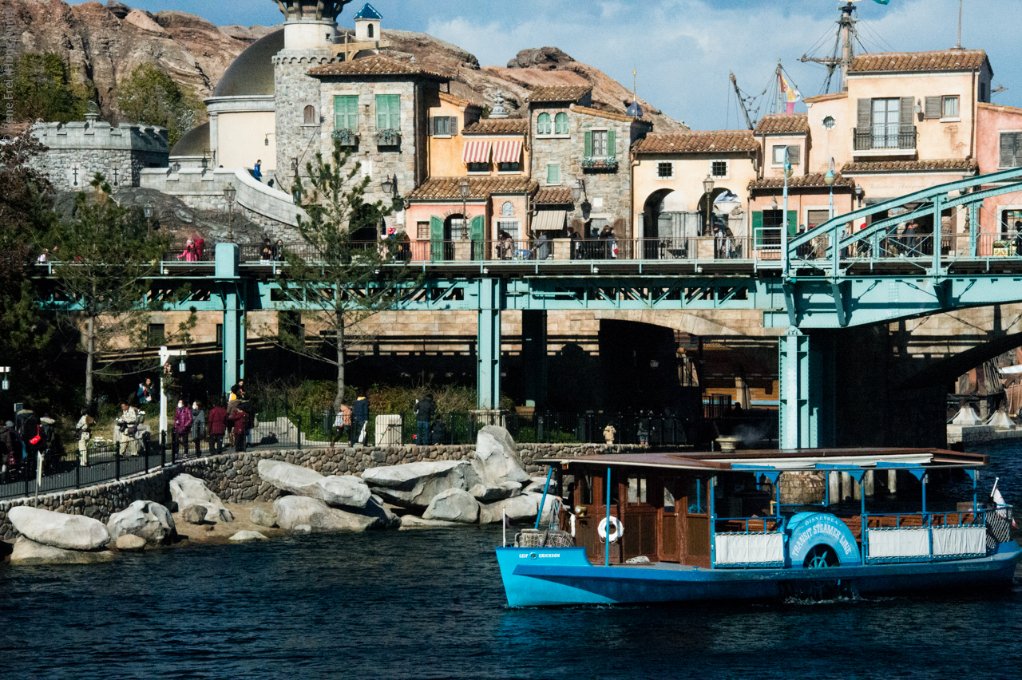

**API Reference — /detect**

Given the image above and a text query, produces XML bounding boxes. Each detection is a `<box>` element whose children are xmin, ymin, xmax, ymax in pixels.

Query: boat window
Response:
<box><xmin>688</xmin><ymin>477</ymin><xmax>706</xmax><ymax>514</ymax></box>
<box><xmin>627</xmin><ymin>475</ymin><xmax>647</xmax><ymax>504</ymax></box>
<box><xmin>664</xmin><ymin>486</ymin><xmax>675</xmax><ymax>512</ymax></box>
<box><xmin>580</xmin><ymin>474</ymin><xmax>593</xmax><ymax>505</ymax></box>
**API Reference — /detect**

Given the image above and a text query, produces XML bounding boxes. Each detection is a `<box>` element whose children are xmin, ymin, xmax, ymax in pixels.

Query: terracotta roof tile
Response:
<box><xmin>526</xmin><ymin>86</ymin><xmax>592</xmax><ymax>103</ymax></box>
<box><xmin>978</xmin><ymin>102</ymin><xmax>1022</xmax><ymax>115</ymax></box>
<box><xmin>462</xmin><ymin>118</ymin><xmax>529</xmax><ymax>135</ymax></box>
<box><xmin>308</xmin><ymin>54</ymin><xmax>448</xmax><ymax>80</ymax></box>
<box><xmin>803</xmin><ymin>92</ymin><xmax>848</xmax><ymax>105</ymax></box>
<box><xmin>571</xmin><ymin>104</ymin><xmax>649</xmax><ymax>124</ymax></box>
<box><xmin>754</xmin><ymin>113</ymin><xmax>809</xmax><ymax>135</ymax></box>
<box><xmin>849</xmin><ymin>49</ymin><xmax>988</xmax><ymax>74</ymax></box>
<box><xmin>439</xmin><ymin>92</ymin><xmax>478</xmax><ymax>108</ymax></box>
<box><xmin>749</xmin><ymin>173</ymin><xmax>855</xmax><ymax>191</ymax></box>
<box><xmin>408</xmin><ymin>176</ymin><xmax>538</xmax><ymax>201</ymax></box>
<box><xmin>533</xmin><ymin>187</ymin><xmax>574</xmax><ymax>205</ymax></box>
<box><xmin>842</xmin><ymin>159</ymin><xmax>977</xmax><ymax>173</ymax></box>
<box><xmin>634</xmin><ymin>130</ymin><xmax>758</xmax><ymax>154</ymax></box>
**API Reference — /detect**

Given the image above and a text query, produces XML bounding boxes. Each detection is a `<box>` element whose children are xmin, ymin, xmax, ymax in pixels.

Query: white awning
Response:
<box><xmin>462</xmin><ymin>140</ymin><xmax>492</xmax><ymax>164</ymax></box>
<box><xmin>532</xmin><ymin>209</ymin><xmax>567</xmax><ymax>231</ymax></box>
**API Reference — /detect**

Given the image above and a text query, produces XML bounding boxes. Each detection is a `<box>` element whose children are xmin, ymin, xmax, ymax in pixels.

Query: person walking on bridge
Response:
<box><xmin>207</xmin><ymin>401</ymin><xmax>227</xmax><ymax>455</ymax></box>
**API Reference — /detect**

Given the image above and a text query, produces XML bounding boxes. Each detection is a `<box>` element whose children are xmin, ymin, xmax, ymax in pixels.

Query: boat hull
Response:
<box><xmin>496</xmin><ymin>544</ymin><xmax>1022</xmax><ymax>607</ymax></box>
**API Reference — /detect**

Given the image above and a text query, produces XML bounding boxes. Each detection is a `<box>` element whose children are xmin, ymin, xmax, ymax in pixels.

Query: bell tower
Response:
<box><xmin>273</xmin><ymin>1</ymin><xmax>351</xmax><ymax>196</ymax></box>
<box><xmin>354</xmin><ymin>3</ymin><xmax>383</xmax><ymax>41</ymax></box>
<box><xmin>277</xmin><ymin>0</ymin><xmax>349</xmax><ymax>50</ymax></box>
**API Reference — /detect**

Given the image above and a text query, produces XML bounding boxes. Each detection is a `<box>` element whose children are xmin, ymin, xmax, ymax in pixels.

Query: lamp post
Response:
<box><xmin>458</xmin><ymin>178</ymin><xmax>470</xmax><ymax>240</ymax></box>
<box><xmin>702</xmin><ymin>174</ymin><xmax>715</xmax><ymax>238</ymax></box>
<box><xmin>824</xmin><ymin>157</ymin><xmax>836</xmax><ymax>221</ymax></box>
<box><xmin>223</xmin><ymin>184</ymin><xmax>237</xmax><ymax>242</ymax></box>
<box><xmin>0</xmin><ymin>366</ymin><xmax>9</xmax><ymax>392</ymax></box>
<box><xmin>781</xmin><ymin>149</ymin><xmax>793</xmax><ymax>277</ymax></box>
<box><xmin>143</xmin><ymin>201</ymin><xmax>155</xmax><ymax>239</ymax></box>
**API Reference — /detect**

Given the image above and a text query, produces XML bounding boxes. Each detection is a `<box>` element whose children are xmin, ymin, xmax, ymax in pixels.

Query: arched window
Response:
<box><xmin>367</xmin><ymin>24</ymin><xmax>374</xmax><ymax>38</ymax></box>
<box><xmin>537</xmin><ymin>112</ymin><xmax>551</xmax><ymax>135</ymax></box>
<box><xmin>554</xmin><ymin>112</ymin><xmax>568</xmax><ymax>135</ymax></box>
<box><xmin>303</xmin><ymin>105</ymin><xmax>316</xmax><ymax>125</ymax></box>
<box><xmin>501</xmin><ymin>201</ymin><xmax>514</xmax><ymax>217</ymax></box>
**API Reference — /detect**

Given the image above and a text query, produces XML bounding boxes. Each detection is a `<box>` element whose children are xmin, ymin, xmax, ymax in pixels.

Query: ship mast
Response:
<box><xmin>729</xmin><ymin>72</ymin><xmax>755</xmax><ymax>131</ymax></box>
<box><xmin>799</xmin><ymin>1</ymin><xmax>858</xmax><ymax>93</ymax></box>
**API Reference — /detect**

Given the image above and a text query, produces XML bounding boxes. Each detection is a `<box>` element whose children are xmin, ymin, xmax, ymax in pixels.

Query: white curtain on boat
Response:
<box><xmin>931</xmin><ymin>527</ymin><xmax>986</xmax><ymax>556</ymax></box>
<box><xmin>714</xmin><ymin>533</ymin><xmax>784</xmax><ymax>565</ymax></box>
<box><xmin>867</xmin><ymin>528</ymin><xmax>930</xmax><ymax>558</ymax></box>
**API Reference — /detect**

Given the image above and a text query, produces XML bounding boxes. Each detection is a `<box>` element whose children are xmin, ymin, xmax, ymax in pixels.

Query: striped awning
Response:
<box><xmin>493</xmin><ymin>139</ymin><xmax>523</xmax><ymax>164</ymax></box>
<box><xmin>532</xmin><ymin>209</ymin><xmax>567</xmax><ymax>231</ymax></box>
<box><xmin>462</xmin><ymin>140</ymin><xmax>492</xmax><ymax>164</ymax></box>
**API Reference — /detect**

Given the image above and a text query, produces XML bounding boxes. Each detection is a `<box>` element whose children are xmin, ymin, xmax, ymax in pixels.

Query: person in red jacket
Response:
<box><xmin>207</xmin><ymin>402</ymin><xmax>227</xmax><ymax>455</ymax></box>
<box><xmin>230</xmin><ymin>407</ymin><xmax>249</xmax><ymax>453</ymax></box>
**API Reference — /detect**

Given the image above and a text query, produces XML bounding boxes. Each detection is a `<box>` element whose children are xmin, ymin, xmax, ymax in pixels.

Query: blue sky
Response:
<box><xmin>103</xmin><ymin>1</ymin><xmax>1022</xmax><ymax>130</ymax></box>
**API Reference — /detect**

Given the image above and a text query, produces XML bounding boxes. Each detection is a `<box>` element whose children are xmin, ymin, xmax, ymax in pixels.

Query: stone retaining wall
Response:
<box><xmin>0</xmin><ymin>443</ymin><xmax>647</xmax><ymax>541</ymax></box>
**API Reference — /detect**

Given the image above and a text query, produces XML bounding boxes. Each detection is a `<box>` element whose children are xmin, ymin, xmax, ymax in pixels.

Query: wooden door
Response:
<box><xmin>684</xmin><ymin>475</ymin><xmax>711</xmax><ymax>568</ymax></box>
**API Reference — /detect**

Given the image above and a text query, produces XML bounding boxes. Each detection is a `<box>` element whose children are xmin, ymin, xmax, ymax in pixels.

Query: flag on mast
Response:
<box><xmin>873</xmin><ymin>0</ymin><xmax>890</xmax><ymax>5</ymax></box>
<box><xmin>780</xmin><ymin>74</ymin><xmax>800</xmax><ymax>114</ymax></box>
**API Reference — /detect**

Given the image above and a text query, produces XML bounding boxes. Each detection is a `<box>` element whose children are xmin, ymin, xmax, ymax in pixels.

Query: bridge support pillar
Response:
<box><xmin>216</xmin><ymin>244</ymin><xmax>245</xmax><ymax>396</ymax></box>
<box><xmin>522</xmin><ymin>310</ymin><xmax>548</xmax><ymax>409</ymax></box>
<box><xmin>477</xmin><ymin>279</ymin><xmax>503</xmax><ymax>410</ymax></box>
<box><xmin>778</xmin><ymin>328</ymin><xmax>836</xmax><ymax>449</ymax></box>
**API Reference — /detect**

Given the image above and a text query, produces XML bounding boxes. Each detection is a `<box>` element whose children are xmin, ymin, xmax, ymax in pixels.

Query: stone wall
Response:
<box><xmin>273</xmin><ymin>49</ymin><xmax>335</xmax><ymax>198</ymax></box>
<box><xmin>31</xmin><ymin>116</ymin><xmax>169</xmax><ymax>191</ymax></box>
<box><xmin>0</xmin><ymin>442</ymin><xmax>648</xmax><ymax>540</ymax></box>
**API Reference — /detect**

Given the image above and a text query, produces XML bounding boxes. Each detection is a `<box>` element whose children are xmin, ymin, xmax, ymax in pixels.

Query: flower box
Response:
<box><xmin>332</xmin><ymin>128</ymin><xmax>358</xmax><ymax>146</ymax></box>
<box><xmin>375</xmin><ymin>129</ymin><xmax>401</xmax><ymax>146</ymax></box>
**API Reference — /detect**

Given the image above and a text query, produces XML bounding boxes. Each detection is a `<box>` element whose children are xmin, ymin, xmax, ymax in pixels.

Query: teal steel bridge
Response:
<box><xmin>36</xmin><ymin>168</ymin><xmax>1022</xmax><ymax>449</ymax></box>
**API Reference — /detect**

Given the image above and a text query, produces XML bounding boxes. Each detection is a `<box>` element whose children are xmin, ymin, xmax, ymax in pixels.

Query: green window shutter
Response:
<box><xmin>470</xmin><ymin>215</ymin><xmax>485</xmax><ymax>260</ymax></box>
<box><xmin>343</xmin><ymin>95</ymin><xmax>358</xmax><ymax>131</ymax></box>
<box><xmin>376</xmin><ymin>95</ymin><xmax>399</xmax><ymax>130</ymax></box>
<box><xmin>752</xmin><ymin>211</ymin><xmax>764</xmax><ymax>247</ymax></box>
<box><xmin>607</xmin><ymin>128</ymin><xmax>617</xmax><ymax>159</ymax></box>
<box><xmin>334</xmin><ymin>95</ymin><xmax>344</xmax><ymax>130</ymax></box>
<box><xmin>555</xmin><ymin>112</ymin><xmax>568</xmax><ymax>134</ymax></box>
<box><xmin>538</xmin><ymin>113</ymin><xmax>550</xmax><ymax>135</ymax></box>
<box><xmin>787</xmin><ymin>210</ymin><xmax>798</xmax><ymax>237</ymax></box>
<box><xmin>546</xmin><ymin>164</ymin><xmax>559</xmax><ymax>185</ymax></box>
<box><xmin>584</xmin><ymin>130</ymin><xmax>593</xmax><ymax>157</ymax></box>
<box><xmin>430</xmin><ymin>216</ymin><xmax>444</xmax><ymax>262</ymax></box>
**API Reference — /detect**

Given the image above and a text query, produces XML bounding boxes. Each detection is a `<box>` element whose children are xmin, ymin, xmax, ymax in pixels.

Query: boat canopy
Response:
<box><xmin>536</xmin><ymin>447</ymin><xmax>987</xmax><ymax>474</ymax></box>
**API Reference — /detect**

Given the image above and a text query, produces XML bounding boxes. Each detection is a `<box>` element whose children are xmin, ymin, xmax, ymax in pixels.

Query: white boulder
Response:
<box><xmin>107</xmin><ymin>500</ymin><xmax>176</xmax><ymax>544</ymax></box>
<box><xmin>524</xmin><ymin>477</ymin><xmax>558</xmax><ymax>494</ymax></box>
<box><xmin>10</xmin><ymin>536</ymin><xmax>116</xmax><ymax>564</ymax></box>
<box><xmin>361</xmin><ymin>460</ymin><xmax>481</xmax><ymax>511</ymax></box>
<box><xmin>115</xmin><ymin>534</ymin><xmax>147</xmax><ymax>552</ymax></box>
<box><xmin>169</xmin><ymin>474</ymin><xmax>234</xmax><ymax>523</ymax></box>
<box><xmin>399</xmin><ymin>515</ymin><xmax>464</xmax><ymax>529</ymax></box>
<box><xmin>469</xmin><ymin>481</ymin><xmax>522</xmax><ymax>502</ymax></box>
<box><xmin>257</xmin><ymin>459</ymin><xmax>371</xmax><ymax>509</ymax></box>
<box><xmin>474</xmin><ymin>426</ymin><xmax>530</xmax><ymax>485</ymax></box>
<box><xmin>250</xmin><ymin>508</ymin><xmax>277</xmax><ymax>528</ymax></box>
<box><xmin>422</xmin><ymin>488</ymin><xmax>480</xmax><ymax>524</ymax></box>
<box><xmin>229</xmin><ymin>530</ymin><xmax>268</xmax><ymax>542</ymax></box>
<box><xmin>273</xmin><ymin>495</ymin><xmax>399</xmax><ymax>533</ymax></box>
<box><xmin>9</xmin><ymin>506</ymin><xmax>110</xmax><ymax>550</ymax></box>
<box><xmin>479</xmin><ymin>492</ymin><xmax>559</xmax><ymax>525</ymax></box>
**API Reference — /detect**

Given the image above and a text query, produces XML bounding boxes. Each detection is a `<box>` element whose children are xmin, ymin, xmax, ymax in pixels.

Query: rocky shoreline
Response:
<box><xmin>0</xmin><ymin>426</ymin><xmax>574</xmax><ymax>565</ymax></box>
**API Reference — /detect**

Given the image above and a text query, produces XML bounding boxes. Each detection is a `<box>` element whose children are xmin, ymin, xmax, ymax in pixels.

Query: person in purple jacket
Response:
<box><xmin>173</xmin><ymin>400</ymin><xmax>193</xmax><ymax>459</ymax></box>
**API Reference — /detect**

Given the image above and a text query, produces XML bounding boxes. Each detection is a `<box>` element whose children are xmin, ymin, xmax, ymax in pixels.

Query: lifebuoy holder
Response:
<box><xmin>597</xmin><ymin>516</ymin><xmax>624</xmax><ymax>543</ymax></box>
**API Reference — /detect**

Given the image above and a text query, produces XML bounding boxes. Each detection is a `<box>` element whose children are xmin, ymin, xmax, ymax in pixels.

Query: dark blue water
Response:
<box><xmin>2</xmin><ymin>441</ymin><xmax>1022</xmax><ymax>679</ymax></box>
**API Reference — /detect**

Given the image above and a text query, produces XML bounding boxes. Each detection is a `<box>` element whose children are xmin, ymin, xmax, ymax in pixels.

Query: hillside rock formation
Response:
<box><xmin>3</xmin><ymin>0</ymin><xmax>683</xmax><ymax>131</ymax></box>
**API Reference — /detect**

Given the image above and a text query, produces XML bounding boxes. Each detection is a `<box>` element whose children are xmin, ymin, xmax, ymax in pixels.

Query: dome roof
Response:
<box><xmin>170</xmin><ymin>122</ymin><xmax>210</xmax><ymax>157</ymax></box>
<box><xmin>626</xmin><ymin>100</ymin><xmax>644</xmax><ymax>118</ymax></box>
<box><xmin>354</xmin><ymin>3</ymin><xmax>383</xmax><ymax>20</ymax></box>
<box><xmin>212</xmin><ymin>29</ymin><xmax>284</xmax><ymax>98</ymax></box>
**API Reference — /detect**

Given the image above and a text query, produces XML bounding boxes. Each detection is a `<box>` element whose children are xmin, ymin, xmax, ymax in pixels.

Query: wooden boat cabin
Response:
<box><xmin>544</xmin><ymin>448</ymin><xmax>995</xmax><ymax>568</ymax></box>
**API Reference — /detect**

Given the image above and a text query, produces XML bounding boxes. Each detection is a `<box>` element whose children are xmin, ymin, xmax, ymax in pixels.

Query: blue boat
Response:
<box><xmin>497</xmin><ymin>448</ymin><xmax>1020</xmax><ymax>607</ymax></box>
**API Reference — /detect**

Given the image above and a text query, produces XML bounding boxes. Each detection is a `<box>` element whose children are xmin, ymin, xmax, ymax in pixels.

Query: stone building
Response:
<box><xmin>31</xmin><ymin>109</ymin><xmax>168</xmax><ymax>192</ymax></box>
<box><xmin>527</xmin><ymin>86</ymin><xmax>652</xmax><ymax>242</ymax></box>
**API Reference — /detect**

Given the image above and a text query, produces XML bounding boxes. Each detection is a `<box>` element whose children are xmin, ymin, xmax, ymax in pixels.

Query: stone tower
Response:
<box><xmin>353</xmin><ymin>3</ymin><xmax>382</xmax><ymax>41</ymax></box>
<box><xmin>272</xmin><ymin>1</ymin><xmax>349</xmax><ymax>194</ymax></box>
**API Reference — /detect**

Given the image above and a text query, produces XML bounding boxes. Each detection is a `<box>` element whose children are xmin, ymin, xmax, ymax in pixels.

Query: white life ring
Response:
<box><xmin>597</xmin><ymin>516</ymin><xmax>624</xmax><ymax>543</ymax></box>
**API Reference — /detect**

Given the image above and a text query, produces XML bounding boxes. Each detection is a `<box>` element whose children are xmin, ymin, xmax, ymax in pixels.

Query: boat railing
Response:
<box><xmin>712</xmin><ymin>516</ymin><xmax>786</xmax><ymax>569</ymax></box>
<box><xmin>863</xmin><ymin>508</ymin><xmax>1000</xmax><ymax>564</ymax></box>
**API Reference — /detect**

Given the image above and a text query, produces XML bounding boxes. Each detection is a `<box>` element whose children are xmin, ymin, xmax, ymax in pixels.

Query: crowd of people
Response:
<box><xmin>0</xmin><ymin>408</ymin><xmax>66</xmax><ymax>483</ymax></box>
<box><xmin>569</xmin><ymin>225</ymin><xmax>619</xmax><ymax>260</ymax></box>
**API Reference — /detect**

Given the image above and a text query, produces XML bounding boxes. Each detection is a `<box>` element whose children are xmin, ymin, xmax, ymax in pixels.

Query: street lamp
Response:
<box><xmin>458</xmin><ymin>178</ymin><xmax>470</xmax><ymax>240</ymax></box>
<box><xmin>0</xmin><ymin>366</ymin><xmax>9</xmax><ymax>392</ymax></box>
<box><xmin>143</xmin><ymin>201</ymin><xmax>155</xmax><ymax>238</ymax></box>
<box><xmin>223</xmin><ymin>183</ymin><xmax>237</xmax><ymax>242</ymax></box>
<box><xmin>824</xmin><ymin>157</ymin><xmax>836</xmax><ymax>221</ymax></box>
<box><xmin>703</xmin><ymin>174</ymin><xmax>715</xmax><ymax>236</ymax></box>
<box><xmin>382</xmin><ymin>175</ymin><xmax>395</xmax><ymax>196</ymax></box>
<box><xmin>781</xmin><ymin>148</ymin><xmax>792</xmax><ymax>277</ymax></box>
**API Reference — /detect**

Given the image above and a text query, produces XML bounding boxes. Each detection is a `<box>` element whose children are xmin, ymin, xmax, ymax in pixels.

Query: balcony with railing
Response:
<box><xmin>853</xmin><ymin>124</ymin><xmax>917</xmax><ymax>154</ymax></box>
